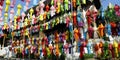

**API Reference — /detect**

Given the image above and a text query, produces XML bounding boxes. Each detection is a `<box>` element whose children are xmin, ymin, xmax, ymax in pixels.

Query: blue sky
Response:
<box><xmin>0</xmin><ymin>0</ymin><xmax>120</xmax><ymax>26</ymax></box>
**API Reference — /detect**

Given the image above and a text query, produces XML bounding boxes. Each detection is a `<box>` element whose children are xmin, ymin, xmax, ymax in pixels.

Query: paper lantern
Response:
<box><xmin>77</xmin><ymin>0</ymin><xmax>80</xmax><ymax>6</ymax></box>
<box><xmin>113</xmin><ymin>40</ymin><xmax>118</xmax><ymax>57</ymax></box>
<box><xmin>17</xmin><ymin>4</ymin><xmax>22</xmax><ymax>16</ymax></box>
<box><xmin>50</xmin><ymin>5</ymin><xmax>56</xmax><ymax>17</ymax></box>
<box><xmin>64</xmin><ymin>0</ymin><xmax>69</xmax><ymax>11</ymax></box>
<box><xmin>56</xmin><ymin>2</ymin><xmax>60</xmax><ymax>14</ymax></box>
<box><xmin>114</xmin><ymin>4</ymin><xmax>120</xmax><ymax>12</ymax></box>
<box><xmin>46</xmin><ymin>4</ymin><xmax>50</xmax><ymax>12</ymax></box>
<box><xmin>43</xmin><ymin>12</ymin><xmax>47</xmax><ymax>20</ymax></box>
<box><xmin>39</xmin><ymin>1</ymin><xmax>45</xmax><ymax>14</ymax></box>
<box><xmin>22</xmin><ymin>12</ymin><xmax>26</xmax><ymax>21</ymax></box>
<box><xmin>4</xmin><ymin>13</ymin><xmax>8</xmax><ymax>19</ymax></box>
<box><xmin>60</xmin><ymin>4</ymin><xmax>64</xmax><ymax>13</ymax></box>
<box><xmin>73</xmin><ymin>11</ymin><xmax>77</xmax><ymax>26</ymax></box>
<box><xmin>51</xmin><ymin>0</ymin><xmax>54</xmax><ymax>5</ymax></box>
<box><xmin>10</xmin><ymin>9</ymin><xmax>15</xmax><ymax>19</ymax></box>
<box><xmin>5</xmin><ymin>0</ymin><xmax>10</xmax><ymax>12</ymax></box>
<box><xmin>82</xmin><ymin>0</ymin><xmax>86</xmax><ymax>4</ymax></box>
<box><xmin>0</xmin><ymin>6</ymin><xmax>3</xmax><ymax>17</ymax></box>
<box><xmin>74</xmin><ymin>28</ymin><xmax>79</xmax><ymax>42</ymax></box>
<box><xmin>72</xmin><ymin>0</ymin><xmax>76</xmax><ymax>8</ymax></box>
<box><xmin>29</xmin><ymin>8</ymin><xmax>34</xmax><ymax>19</ymax></box>
<box><xmin>98</xmin><ymin>23</ymin><xmax>104</xmax><ymax>38</ymax></box>
<box><xmin>14</xmin><ymin>16</ymin><xmax>17</xmax><ymax>30</ymax></box>
<box><xmin>39</xmin><ymin>14</ymin><xmax>44</xmax><ymax>21</ymax></box>
<box><xmin>10</xmin><ymin>0</ymin><xmax>16</xmax><ymax>8</ymax></box>
<box><xmin>87</xmin><ymin>41</ymin><xmax>92</xmax><ymax>54</ymax></box>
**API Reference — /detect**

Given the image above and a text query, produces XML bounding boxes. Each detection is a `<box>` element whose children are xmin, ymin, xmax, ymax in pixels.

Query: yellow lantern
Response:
<box><xmin>14</xmin><ymin>16</ymin><xmax>17</xmax><ymax>30</ymax></box>
<box><xmin>17</xmin><ymin>4</ymin><xmax>22</xmax><ymax>16</ymax></box>
<box><xmin>5</xmin><ymin>0</ymin><xmax>10</xmax><ymax>12</ymax></box>
<box><xmin>82</xmin><ymin>0</ymin><xmax>86</xmax><ymax>4</ymax></box>
<box><xmin>4</xmin><ymin>13</ymin><xmax>8</xmax><ymax>23</ymax></box>
<box><xmin>29</xmin><ymin>8</ymin><xmax>34</xmax><ymax>19</ymax></box>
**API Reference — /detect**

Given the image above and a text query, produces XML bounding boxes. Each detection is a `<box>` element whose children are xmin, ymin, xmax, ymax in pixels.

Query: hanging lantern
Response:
<box><xmin>64</xmin><ymin>0</ymin><xmax>69</xmax><ymax>11</ymax></box>
<box><xmin>46</xmin><ymin>4</ymin><xmax>50</xmax><ymax>12</ymax></box>
<box><xmin>50</xmin><ymin>5</ymin><xmax>56</xmax><ymax>17</ymax></box>
<box><xmin>26</xmin><ymin>0</ymin><xmax>31</xmax><ymax>10</ymax></box>
<box><xmin>82</xmin><ymin>0</ymin><xmax>86</xmax><ymax>4</ymax></box>
<box><xmin>114</xmin><ymin>4</ymin><xmax>120</xmax><ymax>12</ymax></box>
<box><xmin>72</xmin><ymin>0</ymin><xmax>76</xmax><ymax>8</ymax></box>
<box><xmin>0</xmin><ymin>6</ymin><xmax>3</xmax><ymax>17</ymax></box>
<box><xmin>5</xmin><ymin>0</ymin><xmax>10</xmax><ymax>12</ymax></box>
<box><xmin>10</xmin><ymin>9</ymin><xmax>15</xmax><ymax>19</ymax></box>
<box><xmin>10</xmin><ymin>0</ymin><xmax>16</xmax><ymax>8</ymax></box>
<box><xmin>17</xmin><ymin>4</ymin><xmax>22</xmax><ymax>16</ymax></box>
<box><xmin>39</xmin><ymin>1</ymin><xmax>45</xmax><ymax>14</ymax></box>
<box><xmin>29</xmin><ymin>8</ymin><xmax>34</xmax><ymax>19</ymax></box>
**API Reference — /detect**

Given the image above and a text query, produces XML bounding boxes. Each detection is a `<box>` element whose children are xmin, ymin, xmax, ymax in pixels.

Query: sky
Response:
<box><xmin>0</xmin><ymin>0</ymin><xmax>120</xmax><ymax>34</ymax></box>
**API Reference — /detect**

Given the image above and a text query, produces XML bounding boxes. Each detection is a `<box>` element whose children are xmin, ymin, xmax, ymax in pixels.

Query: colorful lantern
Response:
<box><xmin>29</xmin><ymin>8</ymin><xmax>34</xmax><ymax>19</ymax></box>
<box><xmin>10</xmin><ymin>0</ymin><xmax>16</xmax><ymax>8</ymax></box>
<box><xmin>64</xmin><ymin>0</ymin><xmax>69</xmax><ymax>11</ymax></box>
<box><xmin>113</xmin><ymin>40</ymin><xmax>118</xmax><ymax>57</ymax></box>
<box><xmin>0</xmin><ymin>6</ymin><xmax>3</xmax><ymax>17</ymax></box>
<box><xmin>17</xmin><ymin>4</ymin><xmax>22</xmax><ymax>16</ymax></box>
<box><xmin>98</xmin><ymin>23</ymin><xmax>104</xmax><ymax>38</ymax></box>
<box><xmin>5</xmin><ymin>0</ymin><xmax>10</xmax><ymax>12</ymax></box>
<box><xmin>72</xmin><ymin>0</ymin><xmax>76</xmax><ymax>8</ymax></box>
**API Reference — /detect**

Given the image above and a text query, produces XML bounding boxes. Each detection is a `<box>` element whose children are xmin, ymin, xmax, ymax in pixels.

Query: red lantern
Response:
<box><xmin>114</xmin><ymin>4</ymin><xmax>120</xmax><ymax>12</ymax></box>
<box><xmin>46</xmin><ymin>4</ymin><xmax>49</xmax><ymax>12</ymax></box>
<box><xmin>73</xmin><ymin>11</ymin><xmax>77</xmax><ymax>26</ymax></box>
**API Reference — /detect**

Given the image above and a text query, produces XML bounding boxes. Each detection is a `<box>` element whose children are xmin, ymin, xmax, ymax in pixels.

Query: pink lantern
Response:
<box><xmin>114</xmin><ymin>4</ymin><xmax>120</xmax><ymax>12</ymax></box>
<box><xmin>22</xmin><ymin>12</ymin><xmax>26</xmax><ymax>21</ymax></box>
<box><xmin>0</xmin><ymin>6</ymin><xmax>3</xmax><ymax>17</ymax></box>
<box><xmin>10</xmin><ymin>0</ymin><xmax>16</xmax><ymax>8</ymax></box>
<box><xmin>36</xmin><ymin>6</ymin><xmax>40</xmax><ymax>16</ymax></box>
<box><xmin>39</xmin><ymin>1</ymin><xmax>45</xmax><ymax>14</ymax></box>
<box><xmin>10</xmin><ymin>9</ymin><xmax>14</xmax><ymax>19</ymax></box>
<box><xmin>25</xmin><ymin>0</ymin><xmax>31</xmax><ymax>10</ymax></box>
